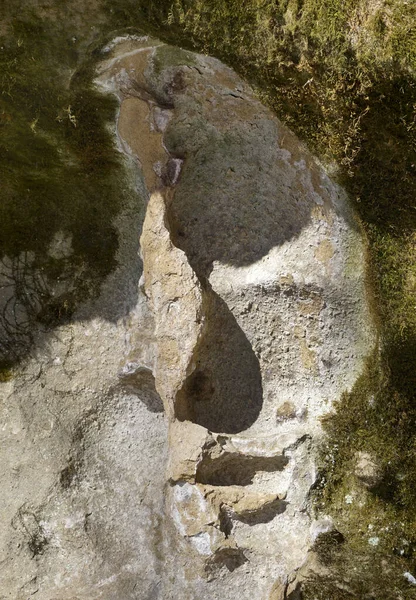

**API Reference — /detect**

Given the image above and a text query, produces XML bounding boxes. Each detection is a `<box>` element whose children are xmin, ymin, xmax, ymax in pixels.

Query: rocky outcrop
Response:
<box><xmin>0</xmin><ymin>36</ymin><xmax>374</xmax><ymax>599</ymax></box>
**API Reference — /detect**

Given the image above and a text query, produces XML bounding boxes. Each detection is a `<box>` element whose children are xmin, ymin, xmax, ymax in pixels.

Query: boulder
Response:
<box><xmin>0</xmin><ymin>36</ymin><xmax>374</xmax><ymax>599</ymax></box>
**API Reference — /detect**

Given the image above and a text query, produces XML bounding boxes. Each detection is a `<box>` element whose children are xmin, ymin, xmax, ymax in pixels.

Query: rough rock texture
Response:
<box><xmin>0</xmin><ymin>36</ymin><xmax>374</xmax><ymax>599</ymax></box>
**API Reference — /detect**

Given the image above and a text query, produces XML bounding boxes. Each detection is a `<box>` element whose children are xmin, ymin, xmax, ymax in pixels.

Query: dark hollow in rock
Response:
<box><xmin>204</xmin><ymin>547</ymin><xmax>248</xmax><ymax>580</ymax></box>
<box><xmin>219</xmin><ymin>498</ymin><xmax>288</xmax><ymax>536</ymax></box>
<box><xmin>196</xmin><ymin>452</ymin><xmax>289</xmax><ymax>486</ymax></box>
<box><xmin>118</xmin><ymin>365</ymin><xmax>164</xmax><ymax>413</ymax></box>
<box><xmin>60</xmin><ymin>461</ymin><xmax>77</xmax><ymax>489</ymax></box>
<box><xmin>235</xmin><ymin>498</ymin><xmax>289</xmax><ymax>525</ymax></box>
<box><xmin>286</xmin><ymin>582</ymin><xmax>303</xmax><ymax>600</ymax></box>
<box><xmin>166</xmin><ymin>116</ymin><xmax>314</xmax><ymax>278</ymax></box>
<box><xmin>175</xmin><ymin>286</ymin><xmax>262</xmax><ymax>433</ymax></box>
<box><xmin>219</xmin><ymin>507</ymin><xmax>234</xmax><ymax>538</ymax></box>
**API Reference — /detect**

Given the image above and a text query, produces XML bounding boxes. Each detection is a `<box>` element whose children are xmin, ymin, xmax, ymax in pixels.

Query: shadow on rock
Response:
<box><xmin>175</xmin><ymin>284</ymin><xmax>263</xmax><ymax>434</ymax></box>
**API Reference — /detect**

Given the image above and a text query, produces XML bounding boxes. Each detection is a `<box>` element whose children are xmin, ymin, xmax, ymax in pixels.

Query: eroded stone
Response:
<box><xmin>0</xmin><ymin>35</ymin><xmax>375</xmax><ymax>600</ymax></box>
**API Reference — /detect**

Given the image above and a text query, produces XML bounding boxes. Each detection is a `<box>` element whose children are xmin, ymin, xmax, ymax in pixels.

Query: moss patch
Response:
<box><xmin>0</xmin><ymin>5</ymin><xmax>138</xmax><ymax>363</ymax></box>
<box><xmin>0</xmin><ymin>364</ymin><xmax>13</xmax><ymax>382</ymax></box>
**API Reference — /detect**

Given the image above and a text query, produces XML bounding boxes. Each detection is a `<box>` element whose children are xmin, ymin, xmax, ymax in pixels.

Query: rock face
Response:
<box><xmin>0</xmin><ymin>36</ymin><xmax>374</xmax><ymax>599</ymax></box>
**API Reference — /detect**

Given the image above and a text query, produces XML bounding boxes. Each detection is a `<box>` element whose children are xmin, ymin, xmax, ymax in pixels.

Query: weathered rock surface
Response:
<box><xmin>0</xmin><ymin>36</ymin><xmax>374</xmax><ymax>599</ymax></box>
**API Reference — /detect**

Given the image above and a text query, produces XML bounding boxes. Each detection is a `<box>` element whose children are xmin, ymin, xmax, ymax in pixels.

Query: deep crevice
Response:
<box><xmin>234</xmin><ymin>498</ymin><xmax>288</xmax><ymax>525</ymax></box>
<box><xmin>219</xmin><ymin>506</ymin><xmax>233</xmax><ymax>538</ymax></box>
<box><xmin>159</xmin><ymin>139</ymin><xmax>265</xmax><ymax>434</ymax></box>
<box><xmin>219</xmin><ymin>497</ymin><xmax>288</xmax><ymax>533</ymax></box>
<box><xmin>196</xmin><ymin>451</ymin><xmax>289</xmax><ymax>486</ymax></box>
<box><xmin>174</xmin><ymin>280</ymin><xmax>263</xmax><ymax>433</ymax></box>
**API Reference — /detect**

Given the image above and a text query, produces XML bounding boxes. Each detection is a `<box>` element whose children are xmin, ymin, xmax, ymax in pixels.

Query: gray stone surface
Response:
<box><xmin>0</xmin><ymin>36</ymin><xmax>375</xmax><ymax>599</ymax></box>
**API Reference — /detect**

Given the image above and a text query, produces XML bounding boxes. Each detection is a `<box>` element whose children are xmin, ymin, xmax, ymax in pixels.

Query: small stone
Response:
<box><xmin>276</xmin><ymin>401</ymin><xmax>297</xmax><ymax>422</ymax></box>
<box><xmin>404</xmin><ymin>572</ymin><xmax>416</xmax><ymax>585</ymax></box>
<box><xmin>354</xmin><ymin>451</ymin><xmax>382</xmax><ymax>489</ymax></box>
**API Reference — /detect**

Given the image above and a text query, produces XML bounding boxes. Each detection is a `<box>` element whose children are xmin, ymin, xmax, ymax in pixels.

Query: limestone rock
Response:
<box><xmin>140</xmin><ymin>189</ymin><xmax>205</xmax><ymax>420</ymax></box>
<box><xmin>0</xmin><ymin>35</ymin><xmax>375</xmax><ymax>599</ymax></box>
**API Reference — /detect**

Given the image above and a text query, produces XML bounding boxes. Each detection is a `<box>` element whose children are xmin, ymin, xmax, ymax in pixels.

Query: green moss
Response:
<box><xmin>0</xmin><ymin>365</ymin><xmax>13</xmax><ymax>382</ymax></box>
<box><xmin>0</xmin><ymin>6</ymin><xmax>138</xmax><ymax>363</ymax></box>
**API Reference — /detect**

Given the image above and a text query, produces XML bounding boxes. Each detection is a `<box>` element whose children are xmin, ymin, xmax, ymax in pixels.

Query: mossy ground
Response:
<box><xmin>1</xmin><ymin>0</ymin><xmax>415</xmax><ymax>595</ymax></box>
